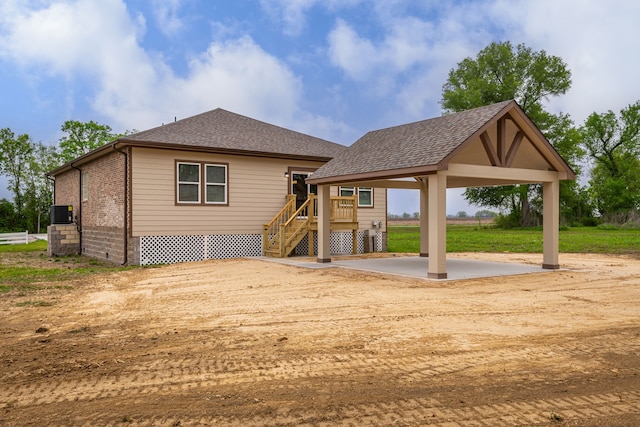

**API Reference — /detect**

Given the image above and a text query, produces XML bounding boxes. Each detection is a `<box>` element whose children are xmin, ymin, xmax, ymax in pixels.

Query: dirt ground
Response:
<box><xmin>1</xmin><ymin>252</ymin><xmax>640</xmax><ymax>426</ymax></box>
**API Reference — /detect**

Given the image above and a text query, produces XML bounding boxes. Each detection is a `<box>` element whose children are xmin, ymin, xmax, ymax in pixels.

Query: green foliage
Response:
<box><xmin>441</xmin><ymin>41</ymin><xmax>571</xmax><ymax>125</ymax></box>
<box><xmin>388</xmin><ymin>225</ymin><xmax>640</xmax><ymax>254</ymax></box>
<box><xmin>0</xmin><ymin>128</ymin><xmax>34</xmax><ymax>223</ymax></box>
<box><xmin>57</xmin><ymin>120</ymin><xmax>116</xmax><ymax>165</ymax></box>
<box><xmin>582</xmin><ymin>101</ymin><xmax>640</xmax><ymax>221</ymax></box>
<box><xmin>0</xmin><ymin>198</ymin><xmax>17</xmax><ymax>231</ymax></box>
<box><xmin>442</xmin><ymin>41</ymin><xmax>588</xmax><ymax>227</ymax></box>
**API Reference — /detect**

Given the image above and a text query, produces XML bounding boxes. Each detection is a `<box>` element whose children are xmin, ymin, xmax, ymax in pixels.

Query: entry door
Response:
<box><xmin>291</xmin><ymin>172</ymin><xmax>317</xmax><ymax>211</ymax></box>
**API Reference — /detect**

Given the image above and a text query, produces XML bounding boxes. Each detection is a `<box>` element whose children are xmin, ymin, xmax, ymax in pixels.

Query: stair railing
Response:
<box><xmin>280</xmin><ymin>196</ymin><xmax>314</xmax><ymax>255</ymax></box>
<box><xmin>263</xmin><ymin>195</ymin><xmax>296</xmax><ymax>254</ymax></box>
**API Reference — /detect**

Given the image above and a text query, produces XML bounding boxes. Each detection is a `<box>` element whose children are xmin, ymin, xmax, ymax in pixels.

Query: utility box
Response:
<box><xmin>364</xmin><ymin>229</ymin><xmax>377</xmax><ymax>253</ymax></box>
<box><xmin>50</xmin><ymin>205</ymin><xmax>73</xmax><ymax>224</ymax></box>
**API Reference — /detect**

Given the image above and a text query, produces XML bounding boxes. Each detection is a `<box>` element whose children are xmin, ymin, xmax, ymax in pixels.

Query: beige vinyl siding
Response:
<box><xmin>330</xmin><ymin>186</ymin><xmax>387</xmax><ymax>232</ymax></box>
<box><xmin>131</xmin><ymin>147</ymin><xmax>325</xmax><ymax>236</ymax></box>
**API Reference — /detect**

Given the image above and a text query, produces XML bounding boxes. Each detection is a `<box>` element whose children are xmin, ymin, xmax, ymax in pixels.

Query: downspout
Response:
<box><xmin>46</xmin><ymin>175</ymin><xmax>56</xmax><ymax>234</ymax></box>
<box><xmin>70</xmin><ymin>163</ymin><xmax>82</xmax><ymax>254</ymax></box>
<box><xmin>113</xmin><ymin>143</ymin><xmax>129</xmax><ymax>265</ymax></box>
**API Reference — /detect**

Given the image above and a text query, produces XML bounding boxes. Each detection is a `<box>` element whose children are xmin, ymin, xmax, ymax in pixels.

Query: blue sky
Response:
<box><xmin>1</xmin><ymin>0</ymin><xmax>639</xmax><ymax>215</ymax></box>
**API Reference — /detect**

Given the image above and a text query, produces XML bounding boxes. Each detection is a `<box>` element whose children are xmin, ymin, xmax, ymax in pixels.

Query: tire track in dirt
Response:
<box><xmin>3</xmin><ymin>329</ymin><xmax>639</xmax><ymax>412</ymax></box>
<box><xmin>43</xmin><ymin>390</ymin><xmax>640</xmax><ymax>426</ymax></box>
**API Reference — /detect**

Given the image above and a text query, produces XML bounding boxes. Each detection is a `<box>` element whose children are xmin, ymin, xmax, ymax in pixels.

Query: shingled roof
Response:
<box><xmin>120</xmin><ymin>108</ymin><xmax>346</xmax><ymax>160</ymax></box>
<box><xmin>309</xmin><ymin>100</ymin><xmax>514</xmax><ymax>182</ymax></box>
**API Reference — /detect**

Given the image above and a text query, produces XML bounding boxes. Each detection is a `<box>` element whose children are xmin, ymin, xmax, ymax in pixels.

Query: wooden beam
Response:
<box><xmin>480</xmin><ymin>131</ymin><xmax>500</xmax><ymax>166</ymax></box>
<box><xmin>497</xmin><ymin>117</ymin><xmax>506</xmax><ymax>165</ymax></box>
<box><xmin>504</xmin><ymin>131</ymin><xmax>524</xmax><ymax>168</ymax></box>
<box><xmin>446</xmin><ymin>163</ymin><xmax>561</xmax><ymax>183</ymax></box>
<box><xmin>337</xmin><ymin>179</ymin><xmax>422</xmax><ymax>189</ymax></box>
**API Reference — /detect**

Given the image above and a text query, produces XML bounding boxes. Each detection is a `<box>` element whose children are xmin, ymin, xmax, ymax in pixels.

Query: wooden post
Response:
<box><xmin>317</xmin><ymin>185</ymin><xmax>331</xmax><ymax>263</ymax></box>
<box><xmin>428</xmin><ymin>172</ymin><xmax>447</xmax><ymax>279</ymax></box>
<box><xmin>542</xmin><ymin>178</ymin><xmax>560</xmax><ymax>269</ymax></box>
<box><xmin>262</xmin><ymin>225</ymin><xmax>268</xmax><ymax>255</ymax></box>
<box><xmin>419</xmin><ymin>178</ymin><xmax>428</xmax><ymax>257</ymax></box>
<box><xmin>278</xmin><ymin>224</ymin><xmax>286</xmax><ymax>257</ymax></box>
<box><xmin>308</xmin><ymin>194</ymin><xmax>315</xmax><ymax>256</ymax></box>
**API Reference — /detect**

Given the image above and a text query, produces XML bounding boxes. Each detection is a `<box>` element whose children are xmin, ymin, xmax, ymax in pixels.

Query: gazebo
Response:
<box><xmin>307</xmin><ymin>100</ymin><xmax>576</xmax><ymax>279</ymax></box>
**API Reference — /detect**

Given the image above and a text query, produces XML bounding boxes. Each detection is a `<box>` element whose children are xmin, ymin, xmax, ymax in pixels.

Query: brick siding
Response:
<box><xmin>47</xmin><ymin>224</ymin><xmax>80</xmax><ymax>256</ymax></box>
<box><xmin>53</xmin><ymin>150</ymin><xmax>128</xmax><ymax>264</ymax></box>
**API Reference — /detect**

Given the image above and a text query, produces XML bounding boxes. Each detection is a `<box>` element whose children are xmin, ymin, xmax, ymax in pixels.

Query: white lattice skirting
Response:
<box><xmin>140</xmin><ymin>231</ymin><xmax>383</xmax><ymax>265</ymax></box>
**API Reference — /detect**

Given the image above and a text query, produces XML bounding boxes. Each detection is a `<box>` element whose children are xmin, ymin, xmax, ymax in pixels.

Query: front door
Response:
<box><xmin>291</xmin><ymin>172</ymin><xmax>317</xmax><ymax>211</ymax></box>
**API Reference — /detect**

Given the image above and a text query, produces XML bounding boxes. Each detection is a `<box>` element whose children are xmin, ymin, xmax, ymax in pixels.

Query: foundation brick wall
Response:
<box><xmin>53</xmin><ymin>150</ymin><xmax>130</xmax><ymax>264</ymax></box>
<box><xmin>82</xmin><ymin>226</ymin><xmax>126</xmax><ymax>264</ymax></box>
<box><xmin>47</xmin><ymin>224</ymin><xmax>80</xmax><ymax>257</ymax></box>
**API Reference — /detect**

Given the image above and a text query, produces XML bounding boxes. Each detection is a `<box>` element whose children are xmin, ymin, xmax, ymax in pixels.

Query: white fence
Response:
<box><xmin>0</xmin><ymin>231</ymin><xmax>29</xmax><ymax>245</ymax></box>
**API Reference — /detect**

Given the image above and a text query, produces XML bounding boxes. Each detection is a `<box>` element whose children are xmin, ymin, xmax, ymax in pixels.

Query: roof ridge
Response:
<box><xmin>365</xmin><ymin>100</ymin><xmax>515</xmax><ymax>136</ymax></box>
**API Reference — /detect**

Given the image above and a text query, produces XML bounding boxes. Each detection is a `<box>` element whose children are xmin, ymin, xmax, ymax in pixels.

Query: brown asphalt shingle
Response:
<box><xmin>122</xmin><ymin>108</ymin><xmax>346</xmax><ymax>159</ymax></box>
<box><xmin>310</xmin><ymin>100</ymin><xmax>514</xmax><ymax>180</ymax></box>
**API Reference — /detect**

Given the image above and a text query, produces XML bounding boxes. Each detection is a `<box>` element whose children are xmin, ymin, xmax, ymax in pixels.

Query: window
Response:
<box><xmin>176</xmin><ymin>161</ymin><xmax>228</xmax><ymax>205</ymax></box>
<box><xmin>205</xmin><ymin>164</ymin><xmax>227</xmax><ymax>204</ymax></box>
<box><xmin>357</xmin><ymin>187</ymin><xmax>373</xmax><ymax>207</ymax></box>
<box><xmin>177</xmin><ymin>162</ymin><xmax>200</xmax><ymax>203</ymax></box>
<box><xmin>338</xmin><ymin>186</ymin><xmax>373</xmax><ymax>207</ymax></box>
<box><xmin>82</xmin><ymin>172</ymin><xmax>88</xmax><ymax>201</ymax></box>
<box><xmin>339</xmin><ymin>186</ymin><xmax>355</xmax><ymax>197</ymax></box>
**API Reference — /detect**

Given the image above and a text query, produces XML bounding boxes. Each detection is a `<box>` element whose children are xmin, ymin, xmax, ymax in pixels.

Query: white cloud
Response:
<box><xmin>151</xmin><ymin>0</ymin><xmax>184</xmax><ymax>37</ymax></box>
<box><xmin>258</xmin><ymin>0</ymin><xmax>315</xmax><ymax>37</ymax></box>
<box><xmin>327</xmin><ymin>4</ymin><xmax>497</xmax><ymax>121</ymax></box>
<box><xmin>494</xmin><ymin>0</ymin><xmax>640</xmax><ymax>123</ymax></box>
<box><xmin>0</xmin><ymin>0</ymin><xmax>349</xmax><ymax>141</ymax></box>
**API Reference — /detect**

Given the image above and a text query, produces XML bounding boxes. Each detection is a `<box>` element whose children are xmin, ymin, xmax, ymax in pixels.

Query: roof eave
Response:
<box><xmin>307</xmin><ymin>164</ymin><xmax>441</xmax><ymax>185</ymax></box>
<box><xmin>118</xmin><ymin>139</ymin><xmax>337</xmax><ymax>162</ymax></box>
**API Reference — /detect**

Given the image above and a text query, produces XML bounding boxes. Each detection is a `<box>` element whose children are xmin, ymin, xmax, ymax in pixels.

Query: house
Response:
<box><xmin>306</xmin><ymin>100</ymin><xmax>575</xmax><ymax>278</ymax></box>
<box><xmin>47</xmin><ymin>109</ymin><xmax>388</xmax><ymax>265</ymax></box>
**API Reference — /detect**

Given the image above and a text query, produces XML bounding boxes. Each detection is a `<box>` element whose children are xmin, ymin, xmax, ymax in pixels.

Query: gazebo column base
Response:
<box><xmin>542</xmin><ymin>263</ymin><xmax>560</xmax><ymax>270</ymax></box>
<box><xmin>428</xmin><ymin>272</ymin><xmax>448</xmax><ymax>279</ymax></box>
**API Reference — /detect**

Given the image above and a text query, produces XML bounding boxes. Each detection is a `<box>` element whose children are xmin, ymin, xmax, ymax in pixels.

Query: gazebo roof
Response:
<box><xmin>308</xmin><ymin>100</ymin><xmax>575</xmax><ymax>186</ymax></box>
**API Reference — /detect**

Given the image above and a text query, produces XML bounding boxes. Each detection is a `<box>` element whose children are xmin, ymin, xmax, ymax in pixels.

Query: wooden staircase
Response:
<box><xmin>263</xmin><ymin>194</ymin><xmax>358</xmax><ymax>258</ymax></box>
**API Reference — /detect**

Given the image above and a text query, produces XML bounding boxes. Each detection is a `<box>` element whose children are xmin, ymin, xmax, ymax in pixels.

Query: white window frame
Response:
<box><xmin>338</xmin><ymin>186</ymin><xmax>373</xmax><ymax>207</ymax></box>
<box><xmin>177</xmin><ymin>162</ymin><xmax>201</xmax><ymax>204</ymax></box>
<box><xmin>204</xmin><ymin>163</ymin><xmax>228</xmax><ymax>205</ymax></box>
<box><xmin>339</xmin><ymin>186</ymin><xmax>355</xmax><ymax>197</ymax></box>
<box><xmin>357</xmin><ymin>187</ymin><xmax>373</xmax><ymax>207</ymax></box>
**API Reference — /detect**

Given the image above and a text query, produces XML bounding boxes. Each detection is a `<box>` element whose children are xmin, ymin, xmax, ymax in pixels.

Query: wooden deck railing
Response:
<box><xmin>263</xmin><ymin>194</ymin><xmax>358</xmax><ymax>257</ymax></box>
<box><xmin>262</xmin><ymin>195</ymin><xmax>296</xmax><ymax>255</ymax></box>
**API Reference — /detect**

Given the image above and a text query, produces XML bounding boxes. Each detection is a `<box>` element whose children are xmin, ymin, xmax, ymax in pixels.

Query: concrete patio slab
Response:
<box><xmin>257</xmin><ymin>255</ymin><xmax>552</xmax><ymax>281</ymax></box>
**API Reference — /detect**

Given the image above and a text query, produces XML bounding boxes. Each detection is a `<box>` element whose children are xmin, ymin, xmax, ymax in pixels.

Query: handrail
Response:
<box><xmin>263</xmin><ymin>195</ymin><xmax>296</xmax><ymax>254</ymax></box>
<box><xmin>328</xmin><ymin>195</ymin><xmax>358</xmax><ymax>222</ymax></box>
<box><xmin>263</xmin><ymin>193</ymin><xmax>359</xmax><ymax>257</ymax></box>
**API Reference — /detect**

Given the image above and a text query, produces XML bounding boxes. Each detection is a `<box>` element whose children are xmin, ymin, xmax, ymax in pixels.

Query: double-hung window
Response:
<box><xmin>205</xmin><ymin>164</ymin><xmax>227</xmax><ymax>204</ymax></box>
<box><xmin>177</xmin><ymin>162</ymin><xmax>201</xmax><ymax>203</ymax></box>
<box><xmin>177</xmin><ymin>161</ymin><xmax>228</xmax><ymax>205</ymax></box>
<box><xmin>339</xmin><ymin>186</ymin><xmax>373</xmax><ymax>207</ymax></box>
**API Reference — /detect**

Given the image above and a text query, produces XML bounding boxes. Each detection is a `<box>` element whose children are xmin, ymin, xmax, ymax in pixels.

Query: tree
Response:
<box><xmin>582</xmin><ymin>101</ymin><xmax>640</xmax><ymax>221</ymax></box>
<box><xmin>0</xmin><ymin>198</ymin><xmax>17</xmax><ymax>231</ymax></box>
<box><xmin>441</xmin><ymin>41</ymin><xmax>585</xmax><ymax>226</ymax></box>
<box><xmin>23</xmin><ymin>143</ymin><xmax>58</xmax><ymax>232</ymax></box>
<box><xmin>0</xmin><ymin>128</ymin><xmax>33</xmax><ymax>227</ymax></box>
<box><xmin>58</xmin><ymin>120</ymin><xmax>116</xmax><ymax>165</ymax></box>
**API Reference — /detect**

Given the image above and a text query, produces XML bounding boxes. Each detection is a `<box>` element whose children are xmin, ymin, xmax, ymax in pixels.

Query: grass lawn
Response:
<box><xmin>388</xmin><ymin>225</ymin><xmax>640</xmax><ymax>255</ymax></box>
<box><xmin>0</xmin><ymin>240</ymin><xmax>136</xmax><ymax>298</ymax></box>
